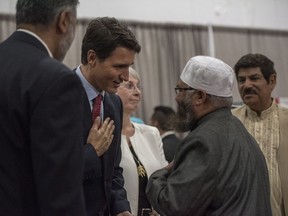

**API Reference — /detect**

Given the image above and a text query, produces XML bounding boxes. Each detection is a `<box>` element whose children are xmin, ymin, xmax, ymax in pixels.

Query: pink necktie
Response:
<box><xmin>92</xmin><ymin>94</ymin><xmax>102</xmax><ymax>121</ymax></box>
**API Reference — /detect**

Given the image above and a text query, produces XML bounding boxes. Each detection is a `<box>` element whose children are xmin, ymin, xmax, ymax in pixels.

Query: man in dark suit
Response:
<box><xmin>0</xmin><ymin>1</ymin><xmax>86</xmax><ymax>216</ymax></box>
<box><xmin>150</xmin><ymin>106</ymin><xmax>181</xmax><ymax>162</ymax></box>
<box><xmin>75</xmin><ymin>17</ymin><xmax>141</xmax><ymax>216</ymax></box>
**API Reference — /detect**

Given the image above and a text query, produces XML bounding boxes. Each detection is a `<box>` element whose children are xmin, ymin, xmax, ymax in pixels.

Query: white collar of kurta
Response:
<box><xmin>161</xmin><ymin>131</ymin><xmax>176</xmax><ymax>139</ymax></box>
<box><xmin>17</xmin><ymin>29</ymin><xmax>53</xmax><ymax>58</ymax></box>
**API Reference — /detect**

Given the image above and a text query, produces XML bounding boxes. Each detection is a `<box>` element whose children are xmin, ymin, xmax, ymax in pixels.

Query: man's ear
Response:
<box><xmin>195</xmin><ymin>90</ymin><xmax>207</xmax><ymax>105</ymax></box>
<box><xmin>56</xmin><ymin>10</ymin><xmax>73</xmax><ymax>34</ymax></box>
<box><xmin>87</xmin><ymin>49</ymin><xmax>97</xmax><ymax>66</ymax></box>
<box><xmin>269</xmin><ymin>74</ymin><xmax>277</xmax><ymax>90</ymax></box>
<box><xmin>154</xmin><ymin>120</ymin><xmax>159</xmax><ymax>128</ymax></box>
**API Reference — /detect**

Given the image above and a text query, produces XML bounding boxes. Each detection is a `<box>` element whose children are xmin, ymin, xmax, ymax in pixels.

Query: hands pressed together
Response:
<box><xmin>87</xmin><ymin>117</ymin><xmax>115</xmax><ymax>156</ymax></box>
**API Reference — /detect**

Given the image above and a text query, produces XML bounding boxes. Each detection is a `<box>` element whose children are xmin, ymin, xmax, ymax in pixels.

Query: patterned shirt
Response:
<box><xmin>234</xmin><ymin>101</ymin><xmax>283</xmax><ymax>216</ymax></box>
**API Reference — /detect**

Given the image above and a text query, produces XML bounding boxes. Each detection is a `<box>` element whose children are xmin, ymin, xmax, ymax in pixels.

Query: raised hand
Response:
<box><xmin>87</xmin><ymin>117</ymin><xmax>115</xmax><ymax>156</ymax></box>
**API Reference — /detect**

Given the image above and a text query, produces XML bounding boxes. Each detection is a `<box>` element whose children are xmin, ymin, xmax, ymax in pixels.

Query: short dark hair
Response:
<box><xmin>234</xmin><ymin>53</ymin><xmax>276</xmax><ymax>83</ymax></box>
<box><xmin>81</xmin><ymin>17</ymin><xmax>141</xmax><ymax>64</ymax></box>
<box><xmin>16</xmin><ymin>0</ymin><xmax>79</xmax><ymax>26</ymax></box>
<box><xmin>151</xmin><ymin>106</ymin><xmax>176</xmax><ymax>131</ymax></box>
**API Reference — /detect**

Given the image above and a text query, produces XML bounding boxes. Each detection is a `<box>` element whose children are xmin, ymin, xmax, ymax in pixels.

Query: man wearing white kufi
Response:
<box><xmin>146</xmin><ymin>55</ymin><xmax>272</xmax><ymax>216</ymax></box>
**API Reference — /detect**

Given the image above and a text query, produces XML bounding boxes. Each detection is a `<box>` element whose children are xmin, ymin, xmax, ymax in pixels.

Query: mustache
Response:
<box><xmin>243</xmin><ymin>88</ymin><xmax>257</xmax><ymax>96</ymax></box>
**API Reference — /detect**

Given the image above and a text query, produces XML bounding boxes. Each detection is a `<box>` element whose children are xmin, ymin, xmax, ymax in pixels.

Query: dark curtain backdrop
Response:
<box><xmin>1</xmin><ymin>14</ymin><xmax>287</xmax><ymax>123</ymax></box>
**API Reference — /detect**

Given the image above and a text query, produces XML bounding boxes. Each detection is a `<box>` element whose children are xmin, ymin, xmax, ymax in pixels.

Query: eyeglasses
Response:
<box><xmin>174</xmin><ymin>87</ymin><xmax>196</xmax><ymax>95</ymax></box>
<box><xmin>122</xmin><ymin>81</ymin><xmax>143</xmax><ymax>91</ymax></box>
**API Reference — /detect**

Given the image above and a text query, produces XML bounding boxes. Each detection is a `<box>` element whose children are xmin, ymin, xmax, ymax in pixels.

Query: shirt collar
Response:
<box><xmin>75</xmin><ymin>65</ymin><xmax>105</xmax><ymax>101</ymax></box>
<box><xmin>17</xmin><ymin>29</ymin><xmax>53</xmax><ymax>57</ymax></box>
<box><xmin>161</xmin><ymin>131</ymin><xmax>176</xmax><ymax>139</ymax></box>
<box><xmin>246</xmin><ymin>98</ymin><xmax>277</xmax><ymax>120</ymax></box>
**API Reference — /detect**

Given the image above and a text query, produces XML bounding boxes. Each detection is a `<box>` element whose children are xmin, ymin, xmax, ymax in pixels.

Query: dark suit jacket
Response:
<box><xmin>0</xmin><ymin>31</ymin><xmax>86</xmax><ymax>215</ymax></box>
<box><xmin>162</xmin><ymin>133</ymin><xmax>181</xmax><ymax>162</ymax></box>
<box><xmin>82</xmin><ymin>90</ymin><xmax>130</xmax><ymax>216</ymax></box>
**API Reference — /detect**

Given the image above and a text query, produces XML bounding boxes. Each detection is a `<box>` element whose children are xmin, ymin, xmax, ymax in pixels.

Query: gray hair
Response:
<box><xmin>208</xmin><ymin>94</ymin><xmax>233</xmax><ymax>108</ymax></box>
<box><xmin>129</xmin><ymin>67</ymin><xmax>141</xmax><ymax>82</ymax></box>
<box><xmin>16</xmin><ymin>0</ymin><xmax>79</xmax><ymax>26</ymax></box>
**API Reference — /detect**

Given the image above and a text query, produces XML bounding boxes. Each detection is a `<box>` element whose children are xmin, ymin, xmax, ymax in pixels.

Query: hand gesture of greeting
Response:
<box><xmin>87</xmin><ymin>117</ymin><xmax>115</xmax><ymax>156</ymax></box>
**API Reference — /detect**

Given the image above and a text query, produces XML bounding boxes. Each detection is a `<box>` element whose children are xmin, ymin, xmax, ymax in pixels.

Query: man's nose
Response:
<box><xmin>240</xmin><ymin>79</ymin><xmax>253</xmax><ymax>87</ymax></box>
<box><xmin>120</xmin><ymin>69</ymin><xmax>129</xmax><ymax>81</ymax></box>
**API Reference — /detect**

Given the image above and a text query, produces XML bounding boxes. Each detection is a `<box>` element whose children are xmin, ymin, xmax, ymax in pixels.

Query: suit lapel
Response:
<box><xmin>102</xmin><ymin>93</ymin><xmax>116</xmax><ymax>177</ymax></box>
<box><xmin>83</xmin><ymin>96</ymin><xmax>93</xmax><ymax>139</ymax></box>
<box><xmin>72</xmin><ymin>68</ymin><xmax>92</xmax><ymax>140</ymax></box>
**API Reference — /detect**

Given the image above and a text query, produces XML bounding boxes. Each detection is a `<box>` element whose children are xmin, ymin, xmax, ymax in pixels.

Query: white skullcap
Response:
<box><xmin>180</xmin><ymin>56</ymin><xmax>234</xmax><ymax>97</ymax></box>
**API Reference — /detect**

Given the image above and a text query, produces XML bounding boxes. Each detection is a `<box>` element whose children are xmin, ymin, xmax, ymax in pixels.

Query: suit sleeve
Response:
<box><xmin>30</xmin><ymin>64</ymin><xmax>86</xmax><ymax>216</ymax></box>
<box><xmin>146</xmin><ymin>135</ymin><xmax>218</xmax><ymax>216</ymax></box>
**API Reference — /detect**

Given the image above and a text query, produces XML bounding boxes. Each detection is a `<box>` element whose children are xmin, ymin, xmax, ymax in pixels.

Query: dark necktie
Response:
<box><xmin>92</xmin><ymin>94</ymin><xmax>103</xmax><ymax>121</ymax></box>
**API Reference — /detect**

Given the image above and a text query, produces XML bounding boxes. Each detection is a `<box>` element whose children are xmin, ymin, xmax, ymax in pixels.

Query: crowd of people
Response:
<box><xmin>0</xmin><ymin>0</ymin><xmax>287</xmax><ymax>216</ymax></box>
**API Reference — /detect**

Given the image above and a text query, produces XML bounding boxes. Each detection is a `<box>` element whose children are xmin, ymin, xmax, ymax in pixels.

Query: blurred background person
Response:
<box><xmin>232</xmin><ymin>53</ymin><xmax>288</xmax><ymax>216</ymax></box>
<box><xmin>0</xmin><ymin>0</ymin><xmax>87</xmax><ymax>215</ymax></box>
<box><xmin>150</xmin><ymin>105</ymin><xmax>181</xmax><ymax>162</ymax></box>
<box><xmin>118</xmin><ymin>67</ymin><xmax>167</xmax><ymax>216</ymax></box>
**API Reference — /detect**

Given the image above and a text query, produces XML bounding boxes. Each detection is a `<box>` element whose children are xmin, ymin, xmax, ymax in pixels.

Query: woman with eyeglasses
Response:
<box><xmin>117</xmin><ymin>67</ymin><xmax>167</xmax><ymax>216</ymax></box>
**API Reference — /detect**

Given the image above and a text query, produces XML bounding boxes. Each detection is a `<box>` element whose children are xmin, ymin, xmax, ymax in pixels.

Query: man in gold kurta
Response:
<box><xmin>232</xmin><ymin>53</ymin><xmax>288</xmax><ymax>216</ymax></box>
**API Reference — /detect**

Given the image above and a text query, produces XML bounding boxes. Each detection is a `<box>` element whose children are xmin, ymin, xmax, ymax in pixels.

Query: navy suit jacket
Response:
<box><xmin>81</xmin><ymin>85</ymin><xmax>130</xmax><ymax>216</ymax></box>
<box><xmin>0</xmin><ymin>31</ymin><xmax>86</xmax><ymax>216</ymax></box>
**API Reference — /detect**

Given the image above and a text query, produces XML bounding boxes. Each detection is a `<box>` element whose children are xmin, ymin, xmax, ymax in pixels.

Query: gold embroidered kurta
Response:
<box><xmin>232</xmin><ymin>101</ymin><xmax>288</xmax><ymax>216</ymax></box>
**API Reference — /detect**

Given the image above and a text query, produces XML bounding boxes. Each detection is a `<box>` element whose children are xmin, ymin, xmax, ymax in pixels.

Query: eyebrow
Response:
<box><xmin>238</xmin><ymin>73</ymin><xmax>262</xmax><ymax>78</ymax></box>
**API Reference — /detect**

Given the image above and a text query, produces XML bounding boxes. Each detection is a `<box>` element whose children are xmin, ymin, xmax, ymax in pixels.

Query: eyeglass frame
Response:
<box><xmin>174</xmin><ymin>87</ymin><xmax>196</xmax><ymax>95</ymax></box>
<box><xmin>121</xmin><ymin>81</ymin><xmax>143</xmax><ymax>91</ymax></box>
